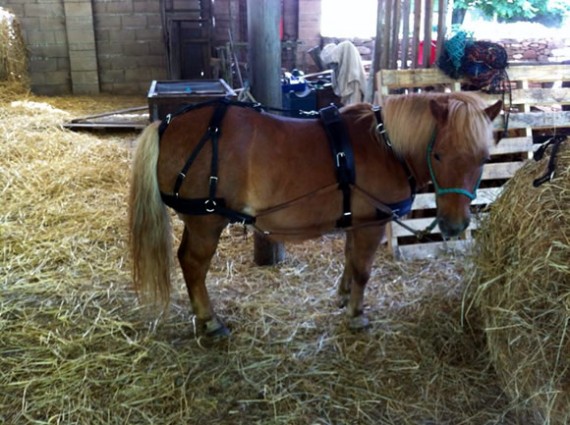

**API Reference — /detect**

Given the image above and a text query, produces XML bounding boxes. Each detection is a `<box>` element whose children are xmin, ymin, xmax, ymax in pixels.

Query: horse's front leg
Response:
<box><xmin>337</xmin><ymin>232</ymin><xmax>354</xmax><ymax>308</ymax></box>
<box><xmin>340</xmin><ymin>225</ymin><xmax>385</xmax><ymax>330</ymax></box>
<box><xmin>178</xmin><ymin>215</ymin><xmax>229</xmax><ymax>337</ymax></box>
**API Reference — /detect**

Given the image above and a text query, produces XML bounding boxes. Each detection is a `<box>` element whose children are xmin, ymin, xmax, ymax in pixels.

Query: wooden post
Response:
<box><xmin>422</xmin><ymin>0</ymin><xmax>433</xmax><ymax>68</ymax></box>
<box><xmin>381</xmin><ymin>0</ymin><xmax>393</xmax><ymax>70</ymax></box>
<box><xmin>389</xmin><ymin>0</ymin><xmax>401</xmax><ymax>69</ymax></box>
<box><xmin>370</xmin><ymin>0</ymin><xmax>386</xmax><ymax>101</ymax></box>
<box><xmin>411</xmin><ymin>0</ymin><xmax>422</xmax><ymax>68</ymax></box>
<box><xmin>400</xmin><ymin>0</ymin><xmax>411</xmax><ymax>69</ymax></box>
<box><xmin>247</xmin><ymin>0</ymin><xmax>286</xmax><ymax>266</ymax></box>
<box><xmin>436</xmin><ymin>0</ymin><xmax>448</xmax><ymax>59</ymax></box>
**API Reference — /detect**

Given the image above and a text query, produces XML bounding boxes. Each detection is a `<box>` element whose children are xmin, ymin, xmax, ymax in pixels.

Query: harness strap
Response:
<box><xmin>160</xmin><ymin>194</ymin><xmax>256</xmax><ymax>224</ymax></box>
<box><xmin>372</xmin><ymin>106</ymin><xmax>417</xmax><ymax>196</ymax></box>
<box><xmin>319</xmin><ymin>105</ymin><xmax>356</xmax><ymax>228</ymax></box>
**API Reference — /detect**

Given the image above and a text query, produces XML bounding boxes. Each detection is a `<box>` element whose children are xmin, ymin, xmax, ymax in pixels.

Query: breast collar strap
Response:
<box><xmin>372</xmin><ymin>106</ymin><xmax>417</xmax><ymax>198</ymax></box>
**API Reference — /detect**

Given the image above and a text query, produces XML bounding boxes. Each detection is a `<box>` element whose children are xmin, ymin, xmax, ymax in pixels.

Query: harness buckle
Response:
<box><xmin>336</xmin><ymin>152</ymin><xmax>346</xmax><ymax>167</ymax></box>
<box><xmin>204</xmin><ymin>199</ymin><xmax>217</xmax><ymax>213</ymax></box>
<box><xmin>208</xmin><ymin>126</ymin><xmax>220</xmax><ymax>135</ymax></box>
<box><xmin>165</xmin><ymin>114</ymin><xmax>172</xmax><ymax>124</ymax></box>
<box><xmin>209</xmin><ymin>176</ymin><xmax>218</xmax><ymax>183</ymax></box>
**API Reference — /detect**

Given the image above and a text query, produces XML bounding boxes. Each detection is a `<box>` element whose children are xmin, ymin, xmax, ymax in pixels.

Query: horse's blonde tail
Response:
<box><xmin>128</xmin><ymin>122</ymin><xmax>172</xmax><ymax>308</ymax></box>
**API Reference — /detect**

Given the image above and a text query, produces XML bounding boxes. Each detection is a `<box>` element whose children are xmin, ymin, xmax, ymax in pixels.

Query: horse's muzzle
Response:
<box><xmin>437</xmin><ymin>215</ymin><xmax>470</xmax><ymax>238</ymax></box>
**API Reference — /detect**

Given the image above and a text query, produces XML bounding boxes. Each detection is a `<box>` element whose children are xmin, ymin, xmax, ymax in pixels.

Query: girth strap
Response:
<box><xmin>319</xmin><ymin>105</ymin><xmax>355</xmax><ymax>228</ymax></box>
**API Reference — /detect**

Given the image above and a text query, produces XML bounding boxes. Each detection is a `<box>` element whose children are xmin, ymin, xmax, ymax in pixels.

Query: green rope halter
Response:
<box><xmin>426</xmin><ymin>134</ymin><xmax>482</xmax><ymax>201</ymax></box>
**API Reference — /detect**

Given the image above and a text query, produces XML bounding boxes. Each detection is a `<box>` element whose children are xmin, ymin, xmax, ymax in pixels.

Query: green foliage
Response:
<box><xmin>453</xmin><ymin>0</ymin><xmax>570</xmax><ymax>24</ymax></box>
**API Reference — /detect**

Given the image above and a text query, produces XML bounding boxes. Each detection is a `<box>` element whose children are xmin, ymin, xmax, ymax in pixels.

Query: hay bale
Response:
<box><xmin>0</xmin><ymin>7</ymin><xmax>29</xmax><ymax>92</ymax></box>
<box><xmin>469</xmin><ymin>139</ymin><xmax>570</xmax><ymax>423</ymax></box>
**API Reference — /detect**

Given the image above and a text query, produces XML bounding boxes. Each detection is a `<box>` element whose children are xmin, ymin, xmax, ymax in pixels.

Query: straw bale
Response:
<box><xmin>0</xmin><ymin>7</ymin><xmax>29</xmax><ymax>92</ymax></box>
<box><xmin>1</xmin><ymin>93</ymin><xmax>522</xmax><ymax>424</ymax></box>
<box><xmin>468</xmin><ymin>139</ymin><xmax>570</xmax><ymax>424</ymax></box>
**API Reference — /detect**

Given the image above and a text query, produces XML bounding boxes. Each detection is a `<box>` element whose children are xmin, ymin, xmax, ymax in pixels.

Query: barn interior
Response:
<box><xmin>1</xmin><ymin>1</ymin><xmax>569</xmax><ymax>424</ymax></box>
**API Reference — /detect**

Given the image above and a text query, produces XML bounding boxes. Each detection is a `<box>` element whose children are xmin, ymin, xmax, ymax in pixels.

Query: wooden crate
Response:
<box><xmin>376</xmin><ymin>64</ymin><xmax>570</xmax><ymax>259</ymax></box>
<box><xmin>147</xmin><ymin>79</ymin><xmax>236</xmax><ymax>121</ymax></box>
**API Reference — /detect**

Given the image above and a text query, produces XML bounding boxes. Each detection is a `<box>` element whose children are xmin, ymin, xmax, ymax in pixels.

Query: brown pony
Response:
<box><xmin>129</xmin><ymin>92</ymin><xmax>502</xmax><ymax>336</ymax></box>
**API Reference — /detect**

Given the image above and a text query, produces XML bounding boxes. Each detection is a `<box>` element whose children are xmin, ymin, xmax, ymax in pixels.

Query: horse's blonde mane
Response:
<box><xmin>381</xmin><ymin>91</ymin><xmax>493</xmax><ymax>157</ymax></box>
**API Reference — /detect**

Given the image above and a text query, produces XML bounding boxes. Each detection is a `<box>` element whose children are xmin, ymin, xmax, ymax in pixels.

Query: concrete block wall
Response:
<box><xmin>0</xmin><ymin>0</ymin><xmax>167</xmax><ymax>95</ymax></box>
<box><xmin>92</xmin><ymin>0</ymin><xmax>166</xmax><ymax>94</ymax></box>
<box><xmin>2</xmin><ymin>0</ymin><xmax>71</xmax><ymax>94</ymax></box>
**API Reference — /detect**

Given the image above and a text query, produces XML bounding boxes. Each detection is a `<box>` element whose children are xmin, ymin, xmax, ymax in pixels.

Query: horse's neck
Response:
<box><xmin>383</xmin><ymin>96</ymin><xmax>434</xmax><ymax>188</ymax></box>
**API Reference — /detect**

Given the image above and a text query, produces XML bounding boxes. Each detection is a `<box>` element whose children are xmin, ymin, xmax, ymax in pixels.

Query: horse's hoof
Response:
<box><xmin>203</xmin><ymin>317</ymin><xmax>230</xmax><ymax>339</ymax></box>
<box><xmin>349</xmin><ymin>314</ymin><xmax>370</xmax><ymax>331</ymax></box>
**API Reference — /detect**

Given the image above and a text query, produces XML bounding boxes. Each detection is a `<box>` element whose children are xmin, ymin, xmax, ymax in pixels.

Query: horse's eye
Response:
<box><xmin>433</xmin><ymin>153</ymin><xmax>441</xmax><ymax>161</ymax></box>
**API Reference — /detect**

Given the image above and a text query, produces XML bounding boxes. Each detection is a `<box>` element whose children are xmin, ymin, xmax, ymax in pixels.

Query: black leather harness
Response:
<box><xmin>158</xmin><ymin>98</ymin><xmax>416</xmax><ymax>230</ymax></box>
<box><xmin>319</xmin><ymin>105</ymin><xmax>356</xmax><ymax>227</ymax></box>
<box><xmin>160</xmin><ymin>99</ymin><xmax>257</xmax><ymax>224</ymax></box>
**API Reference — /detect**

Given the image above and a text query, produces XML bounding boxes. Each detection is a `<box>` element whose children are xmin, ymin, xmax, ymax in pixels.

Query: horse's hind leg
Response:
<box><xmin>178</xmin><ymin>215</ymin><xmax>229</xmax><ymax>337</ymax></box>
<box><xmin>339</xmin><ymin>225</ymin><xmax>385</xmax><ymax>330</ymax></box>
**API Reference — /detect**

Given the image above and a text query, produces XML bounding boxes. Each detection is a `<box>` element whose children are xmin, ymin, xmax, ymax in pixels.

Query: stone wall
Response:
<box><xmin>321</xmin><ymin>36</ymin><xmax>570</xmax><ymax>68</ymax></box>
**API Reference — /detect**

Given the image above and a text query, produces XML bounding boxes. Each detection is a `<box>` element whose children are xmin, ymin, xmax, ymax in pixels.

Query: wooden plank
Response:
<box><xmin>390</xmin><ymin>212</ymin><xmax>490</xmax><ymax>238</ymax></box>
<box><xmin>482</xmin><ymin>161</ymin><xmax>525</xmax><ymax>179</ymax></box>
<box><xmin>378</xmin><ymin>67</ymin><xmax>457</xmax><ymax>89</ymax></box>
<box><xmin>492</xmin><ymin>137</ymin><xmax>534</xmax><ymax>154</ymax></box>
<box><xmin>494</xmin><ymin>110</ymin><xmax>570</xmax><ymax>130</ymax></box>
<box><xmin>410</xmin><ymin>186</ymin><xmax>504</xmax><ymax>211</ymax></box>
<box><xmin>377</xmin><ymin>64</ymin><xmax>570</xmax><ymax>91</ymax></box>
<box><xmin>394</xmin><ymin>239</ymin><xmax>472</xmax><ymax>260</ymax></box>
<box><xmin>506</xmin><ymin>64</ymin><xmax>570</xmax><ymax>82</ymax></box>
<box><xmin>478</xmin><ymin>88</ymin><xmax>570</xmax><ymax>106</ymax></box>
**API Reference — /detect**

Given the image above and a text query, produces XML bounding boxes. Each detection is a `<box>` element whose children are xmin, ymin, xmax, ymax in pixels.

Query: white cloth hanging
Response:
<box><xmin>320</xmin><ymin>41</ymin><xmax>367</xmax><ymax>105</ymax></box>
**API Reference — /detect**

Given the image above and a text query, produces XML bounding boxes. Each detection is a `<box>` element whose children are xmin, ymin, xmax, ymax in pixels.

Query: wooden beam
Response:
<box><xmin>247</xmin><ymin>0</ymin><xmax>285</xmax><ymax>266</ymax></box>
<box><xmin>422</xmin><ymin>0</ymin><xmax>433</xmax><ymax>68</ymax></box>
<box><xmin>381</xmin><ymin>0</ymin><xmax>393</xmax><ymax>70</ymax></box>
<box><xmin>390</xmin><ymin>0</ymin><xmax>402</xmax><ymax>69</ymax></box>
<box><xmin>411</xmin><ymin>0</ymin><xmax>422</xmax><ymax>68</ymax></box>
<box><xmin>400</xmin><ymin>0</ymin><xmax>411</xmax><ymax>69</ymax></box>
<box><xmin>436</xmin><ymin>0</ymin><xmax>447</xmax><ymax>59</ymax></box>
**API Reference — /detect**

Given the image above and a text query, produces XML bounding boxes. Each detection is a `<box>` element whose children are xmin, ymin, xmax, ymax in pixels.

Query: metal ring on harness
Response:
<box><xmin>204</xmin><ymin>199</ymin><xmax>217</xmax><ymax>213</ymax></box>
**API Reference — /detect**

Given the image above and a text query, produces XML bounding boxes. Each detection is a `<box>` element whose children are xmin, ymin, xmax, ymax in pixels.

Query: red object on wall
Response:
<box><xmin>418</xmin><ymin>40</ymin><xmax>437</xmax><ymax>65</ymax></box>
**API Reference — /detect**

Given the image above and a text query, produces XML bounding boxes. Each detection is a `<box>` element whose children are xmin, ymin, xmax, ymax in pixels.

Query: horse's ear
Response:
<box><xmin>485</xmin><ymin>100</ymin><xmax>503</xmax><ymax>121</ymax></box>
<box><xmin>429</xmin><ymin>99</ymin><xmax>449</xmax><ymax>124</ymax></box>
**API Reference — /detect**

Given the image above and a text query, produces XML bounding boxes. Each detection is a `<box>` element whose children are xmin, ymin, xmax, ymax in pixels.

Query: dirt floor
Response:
<box><xmin>1</xmin><ymin>91</ymin><xmax>524</xmax><ymax>424</ymax></box>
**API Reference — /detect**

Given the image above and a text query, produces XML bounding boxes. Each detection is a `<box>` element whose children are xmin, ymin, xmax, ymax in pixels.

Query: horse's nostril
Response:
<box><xmin>438</xmin><ymin>217</ymin><xmax>470</xmax><ymax>238</ymax></box>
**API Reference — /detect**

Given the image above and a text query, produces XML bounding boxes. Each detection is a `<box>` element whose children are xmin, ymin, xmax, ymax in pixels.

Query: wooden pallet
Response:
<box><xmin>376</xmin><ymin>64</ymin><xmax>570</xmax><ymax>259</ymax></box>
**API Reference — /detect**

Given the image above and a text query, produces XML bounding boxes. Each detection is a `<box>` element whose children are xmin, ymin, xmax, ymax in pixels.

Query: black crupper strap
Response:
<box><xmin>171</xmin><ymin>100</ymin><xmax>228</xmax><ymax>199</ymax></box>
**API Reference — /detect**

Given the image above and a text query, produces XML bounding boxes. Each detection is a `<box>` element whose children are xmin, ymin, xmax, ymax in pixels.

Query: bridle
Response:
<box><xmin>426</xmin><ymin>133</ymin><xmax>483</xmax><ymax>201</ymax></box>
<box><xmin>373</xmin><ymin>106</ymin><xmax>482</xmax><ymax>240</ymax></box>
